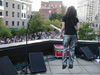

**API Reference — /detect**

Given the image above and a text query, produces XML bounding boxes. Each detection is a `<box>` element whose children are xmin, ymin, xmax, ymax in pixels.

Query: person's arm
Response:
<box><xmin>60</xmin><ymin>22</ymin><xmax>65</xmax><ymax>34</ymax></box>
<box><xmin>77</xmin><ymin>22</ymin><xmax>80</xmax><ymax>32</ymax></box>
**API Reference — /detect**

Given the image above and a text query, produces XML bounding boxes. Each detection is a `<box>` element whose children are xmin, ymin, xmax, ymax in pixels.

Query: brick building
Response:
<box><xmin>39</xmin><ymin>1</ymin><xmax>67</xmax><ymax>20</ymax></box>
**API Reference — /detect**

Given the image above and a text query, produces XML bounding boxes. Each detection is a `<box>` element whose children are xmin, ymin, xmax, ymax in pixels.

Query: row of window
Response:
<box><xmin>90</xmin><ymin>24</ymin><xmax>100</xmax><ymax>29</ymax></box>
<box><xmin>6</xmin><ymin>11</ymin><xmax>26</xmax><ymax>18</ymax></box>
<box><xmin>0</xmin><ymin>1</ymin><xmax>29</xmax><ymax>10</ymax></box>
<box><xmin>6</xmin><ymin>2</ymin><xmax>27</xmax><ymax>10</ymax></box>
<box><xmin>6</xmin><ymin>2</ymin><xmax>20</xmax><ymax>9</ymax></box>
<box><xmin>6</xmin><ymin>21</ymin><xmax>25</xmax><ymax>26</ymax></box>
<box><xmin>43</xmin><ymin>4</ymin><xmax>61</xmax><ymax>8</ymax></box>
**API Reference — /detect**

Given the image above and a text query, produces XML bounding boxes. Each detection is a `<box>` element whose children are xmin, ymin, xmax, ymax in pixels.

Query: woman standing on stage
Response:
<box><xmin>60</xmin><ymin>6</ymin><xmax>80</xmax><ymax>69</ymax></box>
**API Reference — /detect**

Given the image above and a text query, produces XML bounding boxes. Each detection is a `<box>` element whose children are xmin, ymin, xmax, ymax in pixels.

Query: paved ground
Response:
<box><xmin>18</xmin><ymin>55</ymin><xmax>100</xmax><ymax>75</ymax></box>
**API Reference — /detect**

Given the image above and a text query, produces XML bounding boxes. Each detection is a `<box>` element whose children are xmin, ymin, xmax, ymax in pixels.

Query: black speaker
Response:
<box><xmin>80</xmin><ymin>47</ymin><xmax>96</xmax><ymax>60</ymax></box>
<box><xmin>29</xmin><ymin>52</ymin><xmax>47</xmax><ymax>73</ymax></box>
<box><xmin>0</xmin><ymin>56</ymin><xmax>18</xmax><ymax>75</ymax></box>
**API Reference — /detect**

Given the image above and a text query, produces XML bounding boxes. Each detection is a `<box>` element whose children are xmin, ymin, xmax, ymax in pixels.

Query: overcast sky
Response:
<box><xmin>31</xmin><ymin>0</ymin><xmax>78</xmax><ymax>11</ymax></box>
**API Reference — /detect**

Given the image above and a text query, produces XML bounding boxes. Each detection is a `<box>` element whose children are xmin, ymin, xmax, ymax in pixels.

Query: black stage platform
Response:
<box><xmin>0</xmin><ymin>39</ymin><xmax>100</xmax><ymax>64</ymax></box>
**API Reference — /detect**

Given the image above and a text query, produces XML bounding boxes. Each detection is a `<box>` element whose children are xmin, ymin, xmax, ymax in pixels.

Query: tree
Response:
<box><xmin>10</xmin><ymin>28</ymin><xmax>19</xmax><ymax>36</ymax></box>
<box><xmin>51</xmin><ymin>19</ymin><xmax>61</xmax><ymax>28</ymax></box>
<box><xmin>29</xmin><ymin>13</ymin><xmax>62</xmax><ymax>33</ymax></box>
<box><xmin>19</xmin><ymin>26</ymin><xmax>26</xmax><ymax>36</ymax></box>
<box><xmin>49</xmin><ymin>13</ymin><xmax>63</xmax><ymax>21</ymax></box>
<box><xmin>0</xmin><ymin>18</ymin><xmax>12</xmax><ymax>37</ymax></box>
<box><xmin>43</xmin><ymin>19</ymin><xmax>53</xmax><ymax>32</ymax></box>
<box><xmin>29</xmin><ymin>12</ymin><xmax>45</xmax><ymax>33</ymax></box>
<box><xmin>0</xmin><ymin>25</ymin><xmax>12</xmax><ymax>38</ymax></box>
<box><xmin>78</xmin><ymin>23</ymin><xmax>97</xmax><ymax>40</ymax></box>
<box><xmin>0</xmin><ymin>18</ymin><xmax>3</xmax><ymax>26</ymax></box>
<box><xmin>43</xmin><ymin>19</ymin><xmax>62</xmax><ymax>32</ymax></box>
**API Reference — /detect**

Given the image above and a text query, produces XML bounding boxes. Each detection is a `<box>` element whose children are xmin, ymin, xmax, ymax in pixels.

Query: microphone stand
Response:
<box><xmin>25</xmin><ymin>14</ymin><xmax>34</xmax><ymax>74</ymax></box>
<box><xmin>26</xmin><ymin>14</ymin><xmax>34</xmax><ymax>46</ymax></box>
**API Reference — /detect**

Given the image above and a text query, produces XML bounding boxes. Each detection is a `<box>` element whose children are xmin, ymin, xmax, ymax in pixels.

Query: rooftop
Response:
<box><xmin>18</xmin><ymin>55</ymin><xmax>100</xmax><ymax>75</ymax></box>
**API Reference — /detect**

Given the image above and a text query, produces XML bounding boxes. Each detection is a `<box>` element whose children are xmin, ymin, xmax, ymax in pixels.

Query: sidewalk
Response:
<box><xmin>18</xmin><ymin>55</ymin><xmax>100</xmax><ymax>75</ymax></box>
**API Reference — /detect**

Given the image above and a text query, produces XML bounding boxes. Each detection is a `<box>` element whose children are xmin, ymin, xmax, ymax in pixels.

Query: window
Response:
<box><xmin>28</xmin><ymin>7</ymin><xmax>29</xmax><ymax>11</ymax></box>
<box><xmin>0</xmin><ymin>12</ymin><xmax>2</xmax><ymax>16</ymax></box>
<box><xmin>18</xmin><ymin>4</ymin><xmax>20</xmax><ymax>9</ymax></box>
<box><xmin>12</xmin><ymin>21</ymin><xmax>14</xmax><ymax>26</ymax></box>
<box><xmin>22</xmin><ymin>5</ymin><xmax>24</xmax><ymax>9</ymax></box>
<box><xmin>59</xmin><ymin>5</ymin><xmax>61</xmax><ymax>7</ymax></box>
<box><xmin>6</xmin><ymin>2</ymin><xmax>8</xmax><ymax>7</ymax></box>
<box><xmin>22</xmin><ymin>22</ymin><xmax>24</xmax><ymax>26</ymax></box>
<box><xmin>6</xmin><ymin>21</ymin><xmax>8</xmax><ymax>26</ymax></box>
<box><xmin>24</xmin><ymin>5</ymin><xmax>26</xmax><ymax>9</ymax></box>
<box><xmin>12</xmin><ymin>12</ymin><xmax>14</xmax><ymax>17</ymax></box>
<box><xmin>0</xmin><ymin>10</ymin><xmax>2</xmax><ymax>16</ymax></box>
<box><xmin>22</xmin><ymin>13</ymin><xmax>23</xmax><ymax>18</ymax></box>
<box><xmin>99</xmin><ymin>25</ymin><xmax>100</xmax><ymax>29</ymax></box>
<box><xmin>27</xmin><ymin>14</ymin><xmax>29</xmax><ymax>18</ymax></box>
<box><xmin>49</xmin><ymin>10</ymin><xmax>51</xmax><ymax>13</ymax></box>
<box><xmin>0</xmin><ymin>1</ymin><xmax>2</xmax><ymax>6</ymax></box>
<box><xmin>17</xmin><ymin>21</ymin><xmax>19</xmax><ymax>26</ymax></box>
<box><xmin>24</xmin><ymin>13</ymin><xmax>26</xmax><ymax>18</ymax></box>
<box><xmin>6</xmin><ymin>11</ymin><xmax>8</xmax><ymax>16</ymax></box>
<box><xmin>96</xmin><ymin>24</ymin><xmax>98</xmax><ymax>27</ymax></box>
<box><xmin>12</xmin><ymin>3</ymin><xmax>15</xmax><ymax>8</ymax></box>
<box><xmin>93</xmin><ymin>24</ymin><xmax>94</xmax><ymax>27</ymax></box>
<box><xmin>91</xmin><ymin>17</ymin><xmax>92</xmax><ymax>21</ymax></box>
<box><xmin>17</xmin><ymin>12</ymin><xmax>19</xmax><ymax>17</ymax></box>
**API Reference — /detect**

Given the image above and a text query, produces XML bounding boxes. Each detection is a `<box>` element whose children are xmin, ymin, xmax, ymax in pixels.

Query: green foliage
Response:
<box><xmin>0</xmin><ymin>18</ymin><xmax>3</xmax><ymax>26</ymax></box>
<box><xmin>19</xmin><ymin>26</ymin><xmax>26</xmax><ymax>36</ymax></box>
<box><xmin>29</xmin><ymin>13</ymin><xmax>62</xmax><ymax>33</ymax></box>
<box><xmin>0</xmin><ymin>18</ymin><xmax>12</xmax><ymax>37</ymax></box>
<box><xmin>49</xmin><ymin>13</ymin><xmax>63</xmax><ymax>21</ymax></box>
<box><xmin>43</xmin><ymin>19</ymin><xmax>54</xmax><ymax>32</ymax></box>
<box><xmin>43</xmin><ymin>19</ymin><xmax>61</xmax><ymax>32</ymax></box>
<box><xmin>0</xmin><ymin>25</ymin><xmax>12</xmax><ymax>38</ymax></box>
<box><xmin>99</xmin><ymin>30</ymin><xmax>100</xmax><ymax>33</ymax></box>
<box><xmin>51</xmin><ymin>19</ymin><xmax>61</xmax><ymax>28</ymax></box>
<box><xmin>78</xmin><ymin>23</ymin><xmax>97</xmax><ymax>40</ymax></box>
<box><xmin>10</xmin><ymin>28</ymin><xmax>19</xmax><ymax>36</ymax></box>
<box><xmin>29</xmin><ymin>12</ymin><xmax>44</xmax><ymax>33</ymax></box>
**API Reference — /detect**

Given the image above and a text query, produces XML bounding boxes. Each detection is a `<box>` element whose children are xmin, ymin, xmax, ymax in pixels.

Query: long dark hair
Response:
<box><xmin>65</xmin><ymin>6</ymin><xmax>77</xmax><ymax>19</ymax></box>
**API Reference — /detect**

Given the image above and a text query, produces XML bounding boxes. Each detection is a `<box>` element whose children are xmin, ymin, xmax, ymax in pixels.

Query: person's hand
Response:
<box><xmin>58</xmin><ymin>28</ymin><xmax>61</xmax><ymax>33</ymax></box>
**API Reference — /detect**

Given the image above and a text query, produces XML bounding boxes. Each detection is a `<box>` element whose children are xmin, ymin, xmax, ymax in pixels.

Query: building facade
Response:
<box><xmin>94</xmin><ymin>0</ymin><xmax>100</xmax><ymax>31</ymax></box>
<box><xmin>77</xmin><ymin>0</ymin><xmax>100</xmax><ymax>31</ymax></box>
<box><xmin>77</xmin><ymin>0</ymin><xmax>96</xmax><ymax>23</ymax></box>
<box><xmin>39</xmin><ymin>1</ymin><xmax>67</xmax><ymax>20</ymax></box>
<box><xmin>0</xmin><ymin>0</ymin><xmax>32</xmax><ymax>29</ymax></box>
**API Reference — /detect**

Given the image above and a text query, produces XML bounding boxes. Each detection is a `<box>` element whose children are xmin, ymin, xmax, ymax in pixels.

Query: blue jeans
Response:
<box><xmin>62</xmin><ymin>35</ymin><xmax>76</xmax><ymax>66</ymax></box>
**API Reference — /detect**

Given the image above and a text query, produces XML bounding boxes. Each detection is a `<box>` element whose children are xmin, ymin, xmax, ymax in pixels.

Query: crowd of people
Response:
<box><xmin>0</xmin><ymin>31</ymin><xmax>62</xmax><ymax>45</ymax></box>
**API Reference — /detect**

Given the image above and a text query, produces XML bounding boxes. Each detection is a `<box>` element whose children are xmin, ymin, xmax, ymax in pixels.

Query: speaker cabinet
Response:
<box><xmin>80</xmin><ymin>47</ymin><xmax>96</xmax><ymax>60</ymax></box>
<box><xmin>0</xmin><ymin>56</ymin><xmax>18</xmax><ymax>75</ymax></box>
<box><xmin>29</xmin><ymin>52</ymin><xmax>47</xmax><ymax>73</ymax></box>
